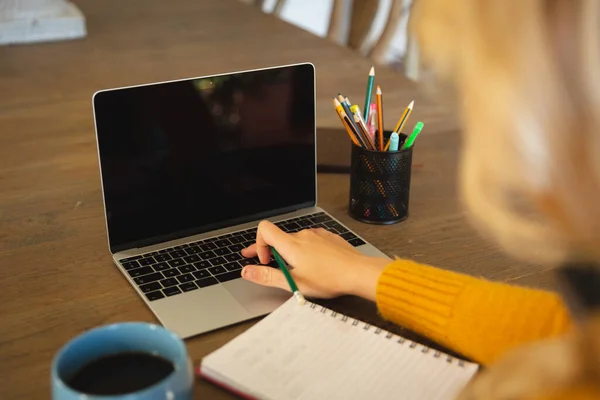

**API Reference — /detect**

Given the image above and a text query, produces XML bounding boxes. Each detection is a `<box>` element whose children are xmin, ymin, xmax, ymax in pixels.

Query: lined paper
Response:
<box><xmin>202</xmin><ymin>298</ymin><xmax>478</xmax><ymax>400</ymax></box>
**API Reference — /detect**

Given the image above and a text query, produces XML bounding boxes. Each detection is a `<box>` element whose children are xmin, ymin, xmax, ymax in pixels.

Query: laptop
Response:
<box><xmin>92</xmin><ymin>62</ymin><xmax>390</xmax><ymax>339</ymax></box>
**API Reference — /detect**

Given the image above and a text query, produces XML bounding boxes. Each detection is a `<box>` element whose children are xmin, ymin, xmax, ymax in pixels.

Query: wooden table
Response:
<box><xmin>0</xmin><ymin>0</ymin><xmax>554</xmax><ymax>398</ymax></box>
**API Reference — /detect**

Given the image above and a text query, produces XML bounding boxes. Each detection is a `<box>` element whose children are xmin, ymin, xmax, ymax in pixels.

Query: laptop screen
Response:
<box><xmin>94</xmin><ymin>63</ymin><xmax>316</xmax><ymax>252</ymax></box>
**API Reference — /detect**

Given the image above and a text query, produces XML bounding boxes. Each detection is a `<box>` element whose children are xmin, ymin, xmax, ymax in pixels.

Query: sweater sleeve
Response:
<box><xmin>375</xmin><ymin>259</ymin><xmax>573</xmax><ymax>365</ymax></box>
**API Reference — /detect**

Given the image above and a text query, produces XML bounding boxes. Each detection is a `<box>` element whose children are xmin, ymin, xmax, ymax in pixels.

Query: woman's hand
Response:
<box><xmin>240</xmin><ymin>220</ymin><xmax>390</xmax><ymax>300</ymax></box>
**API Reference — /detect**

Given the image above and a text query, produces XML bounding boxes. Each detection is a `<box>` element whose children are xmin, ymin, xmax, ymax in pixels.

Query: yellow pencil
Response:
<box><xmin>393</xmin><ymin>100</ymin><xmax>414</xmax><ymax>134</ymax></box>
<box><xmin>332</xmin><ymin>98</ymin><xmax>362</xmax><ymax>147</ymax></box>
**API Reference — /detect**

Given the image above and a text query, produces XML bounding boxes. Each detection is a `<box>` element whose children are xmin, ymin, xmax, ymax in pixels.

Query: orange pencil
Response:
<box><xmin>332</xmin><ymin>98</ymin><xmax>362</xmax><ymax>147</ymax></box>
<box><xmin>376</xmin><ymin>86</ymin><xmax>384</xmax><ymax>150</ymax></box>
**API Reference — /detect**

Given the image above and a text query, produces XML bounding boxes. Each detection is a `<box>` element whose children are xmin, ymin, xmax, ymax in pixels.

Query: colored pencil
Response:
<box><xmin>270</xmin><ymin>246</ymin><xmax>305</xmax><ymax>305</ymax></box>
<box><xmin>363</xmin><ymin>66</ymin><xmax>375</xmax><ymax>120</ymax></box>
<box><xmin>376</xmin><ymin>86</ymin><xmax>384</xmax><ymax>150</ymax></box>
<box><xmin>393</xmin><ymin>100</ymin><xmax>414</xmax><ymax>134</ymax></box>
<box><xmin>332</xmin><ymin>98</ymin><xmax>364</xmax><ymax>147</ymax></box>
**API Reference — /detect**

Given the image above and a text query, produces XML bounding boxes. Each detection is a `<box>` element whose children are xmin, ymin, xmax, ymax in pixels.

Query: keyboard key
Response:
<box><xmin>349</xmin><ymin>238</ymin><xmax>366</xmax><ymax>247</ymax></box>
<box><xmin>121</xmin><ymin>255</ymin><xmax>142</xmax><ymax>262</ymax></box>
<box><xmin>139</xmin><ymin>282</ymin><xmax>162</xmax><ymax>293</ymax></box>
<box><xmin>163</xmin><ymin>269</ymin><xmax>180</xmax><ymax>278</ymax></box>
<box><xmin>154</xmin><ymin>253</ymin><xmax>172</xmax><ymax>262</ymax></box>
<box><xmin>169</xmin><ymin>250</ymin><xmax>187</xmax><ymax>258</ymax></box>
<box><xmin>242</xmin><ymin>232</ymin><xmax>256</xmax><ymax>241</ymax></box>
<box><xmin>325</xmin><ymin>220</ymin><xmax>346</xmax><ymax>232</ymax></box>
<box><xmin>224</xmin><ymin>262</ymin><xmax>242</xmax><ymax>272</ymax></box>
<box><xmin>178</xmin><ymin>265</ymin><xmax>196</xmax><ymax>274</ymax></box>
<box><xmin>200</xmin><ymin>242</ymin><xmax>216</xmax><ymax>251</ymax></box>
<box><xmin>173</xmin><ymin>246</ymin><xmax>183</xmax><ymax>250</ymax></box>
<box><xmin>239</xmin><ymin>258</ymin><xmax>254</xmax><ymax>266</ymax></box>
<box><xmin>179</xmin><ymin>282</ymin><xmax>198</xmax><ymax>292</ymax></box>
<box><xmin>310</xmin><ymin>214</ymin><xmax>330</xmax><ymax>223</ymax></box>
<box><xmin>128</xmin><ymin>266</ymin><xmax>154</xmax><ymax>277</ymax></box>
<box><xmin>177</xmin><ymin>273</ymin><xmax>194</xmax><ymax>283</ymax></box>
<box><xmin>229</xmin><ymin>244</ymin><xmax>244</xmax><ymax>252</ymax></box>
<box><xmin>208</xmin><ymin>266</ymin><xmax>226</xmax><ymax>275</ymax></box>
<box><xmin>185</xmin><ymin>246</ymin><xmax>201</xmax><ymax>255</ymax></box>
<box><xmin>194</xmin><ymin>261</ymin><xmax>212</xmax><ymax>270</ymax></box>
<box><xmin>225</xmin><ymin>253</ymin><xmax>242</xmax><ymax>262</ymax></box>
<box><xmin>145</xmin><ymin>290</ymin><xmax>165</xmax><ymax>301</ymax></box>
<box><xmin>161</xmin><ymin>278</ymin><xmax>179</xmax><ymax>287</ymax></box>
<box><xmin>196</xmin><ymin>277</ymin><xmax>219</xmax><ymax>288</ymax></box>
<box><xmin>267</xmin><ymin>260</ymin><xmax>279</xmax><ymax>268</ymax></box>
<box><xmin>341</xmin><ymin>232</ymin><xmax>357</xmax><ymax>241</ymax></box>
<box><xmin>214</xmin><ymin>247</ymin><xmax>231</xmax><ymax>256</ymax></box>
<box><xmin>138</xmin><ymin>257</ymin><xmax>155</xmax><ymax>266</ymax></box>
<box><xmin>163</xmin><ymin>286</ymin><xmax>182</xmax><ymax>297</ymax></box>
<box><xmin>183</xmin><ymin>255</ymin><xmax>200</xmax><ymax>263</ymax></box>
<box><xmin>193</xmin><ymin>270</ymin><xmax>211</xmax><ymax>279</ymax></box>
<box><xmin>243</xmin><ymin>241</ymin><xmax>254</xmax><ymax>248</ymax></box>
<box><xmin>216</xmin><ymin>270</ymin><xmax>241</xmax><ymax>283</ymax></box>
<box><xmin>298</xmin><ymin>219</ymin><xmax>312</xmax><ymax>227</ymax></box>
<box><xmin>314</xmin><ymin>223</ymin><xmax>327</xmax><ymax>230</ymax></box>
<box><xmin>181</xmin><ymin>243</ymin><xmax>190</xmax><ymax>248</ymax></box>
<box><xmin>283</xmin><ymin>222</ymin><xmax>301</xmax><ymax>231</ymax></box>
<box><xmin>158</xmin><ymin>249</ymin><xmax>169</xmax><ymax>254</ymax></box>
<box><xmin>146</xmin><ymin>251</ymin><xmax>159</xmax><ymax>256</ymax></box>
<box><xmin>209</xmin><ymin>257</ymin><xmax>227</xmax><ymax>266</ymax></box>
<box><xmin>153</xmin><ymin>262</ymin><xmax>170</xmax><ymax>271</ymax></box>
<box><xmin>168</xmin><ymin>259</ymin><xmax>186</xmax><ymax>268</ymax></box>
<box><xmin>215</xmin><ymin>239</ymin><xmax>231</xmax><ymax>247</ymax></box>
<box><xmin>121</xmin><ymin>260</ymin><xmax>140</xmax><ymax>270</ymax></box>
<box><xmin>134</xmin><ymin>272</ymin><xmax>163</xmax><ymax>285</ymax></box>
<box><xmin>229</xmin><ymin>235</ymin><xmax>245</xmax><ymax>244</ymax></box>
<box><xmin>199</xmin><ymin>251</ymin><xmax>216</xmax><ymax>260</ymax></box>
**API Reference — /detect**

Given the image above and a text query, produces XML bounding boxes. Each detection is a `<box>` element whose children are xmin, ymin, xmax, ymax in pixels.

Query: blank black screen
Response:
<box><xmin>94</xmin><ymin>64</ymin><xmax>316</xmax><ymax>252</ymax></box>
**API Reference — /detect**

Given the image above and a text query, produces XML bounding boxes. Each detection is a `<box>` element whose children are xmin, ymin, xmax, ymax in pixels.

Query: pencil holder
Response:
<box><xmin>348</xmin><ymin>132</ymin><xmax>413</xmax><ymax>224</ymax></box>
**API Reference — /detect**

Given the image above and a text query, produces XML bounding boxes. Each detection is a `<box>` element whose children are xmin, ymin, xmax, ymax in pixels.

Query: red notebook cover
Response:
<box><xmin>196</xmin><ymin>365</ymin><xmax>258</xmax><ymax>400</ymax></box>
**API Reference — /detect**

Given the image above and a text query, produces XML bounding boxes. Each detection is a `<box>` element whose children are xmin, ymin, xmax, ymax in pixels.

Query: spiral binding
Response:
<box><xmin>308</xmin><ymin>301</ymin><xmax>466</xmax><ymax>368</ymax></box>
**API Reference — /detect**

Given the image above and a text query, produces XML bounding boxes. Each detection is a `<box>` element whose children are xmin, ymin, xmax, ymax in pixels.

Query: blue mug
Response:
<box><xmin>51</xmin><ymin>322</ymin><xmax>194</xmax><ymax>399</ymax></box>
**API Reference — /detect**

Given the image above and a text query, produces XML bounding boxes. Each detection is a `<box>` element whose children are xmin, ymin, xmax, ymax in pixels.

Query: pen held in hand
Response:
<box><xmin>270</xmin><ymin>246</ymin><xmax>305</xmax><ymax>305</ymax></box>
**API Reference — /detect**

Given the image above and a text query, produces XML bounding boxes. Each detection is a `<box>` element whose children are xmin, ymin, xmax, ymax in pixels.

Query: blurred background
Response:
<box><xmin>240</xmin><ymin>0</ymin><xmax>418</xmax><ymax>79</ymax></box>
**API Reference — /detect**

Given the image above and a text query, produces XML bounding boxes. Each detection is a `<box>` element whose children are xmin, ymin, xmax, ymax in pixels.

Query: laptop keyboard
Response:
<box><xmin>118</xmin><ymin>212</ymin><xmax>366</xmax><ymax>302</ymax></box>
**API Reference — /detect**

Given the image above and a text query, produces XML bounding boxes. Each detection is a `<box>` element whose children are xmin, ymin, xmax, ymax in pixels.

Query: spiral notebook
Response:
<box><xmin>199</xmin><ymin>298</ymin><xmax>479</xmax><ymax>400</ymax></box>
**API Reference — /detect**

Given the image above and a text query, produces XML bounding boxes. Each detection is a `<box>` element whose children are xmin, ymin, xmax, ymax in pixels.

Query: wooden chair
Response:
<box><xmin>250</xmin><ymin>0</ymin><xmax>413</xmax><ymax>70</ymax></box>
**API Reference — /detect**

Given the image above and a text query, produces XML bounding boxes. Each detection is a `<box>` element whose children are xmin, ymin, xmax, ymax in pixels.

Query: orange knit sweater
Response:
<box><xmin>374</xmin><ymin>259</ymin><xmax>590</xmax><ymax>399</ymax></box>
<box><xmin>375</xmin><ymin>259</ymin><xmax>571</xmax><ymax>365</ymax></box>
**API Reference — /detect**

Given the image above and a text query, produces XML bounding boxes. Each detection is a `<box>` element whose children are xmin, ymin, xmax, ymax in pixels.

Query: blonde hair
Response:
<box><xmin>410</xmin><ymin>0</ymin><xmax>600</xmax><ymax>264</ymax></box>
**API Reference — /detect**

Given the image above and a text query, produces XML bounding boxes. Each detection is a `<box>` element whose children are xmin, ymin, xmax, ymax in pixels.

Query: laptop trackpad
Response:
<box><xmin>224</xmin><ymin>278</ymin><xmax>290</xmax><ymax>315</ymax></box>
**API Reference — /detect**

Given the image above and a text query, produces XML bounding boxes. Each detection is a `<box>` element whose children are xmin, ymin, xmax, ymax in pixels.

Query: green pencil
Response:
<box><xmin>363</xmin><ymin>66</ymin><xmax>375</xmax><ymax>120</ymax></box>
<box><xmin>270</xmin><ymin>246</ymin><xmax>305</xmax><ymax>305</ymax></box>
<box><xmin>401</xmin><ymin>121</ymin><xmax>424</xmax><ymax>150</ymax></box>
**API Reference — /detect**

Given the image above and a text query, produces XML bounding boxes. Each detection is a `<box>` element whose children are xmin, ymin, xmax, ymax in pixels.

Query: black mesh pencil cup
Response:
<box><xmin>349</xmin><ymin>133</ymin><xmax>413</xmax><ymax>224</ymax></box>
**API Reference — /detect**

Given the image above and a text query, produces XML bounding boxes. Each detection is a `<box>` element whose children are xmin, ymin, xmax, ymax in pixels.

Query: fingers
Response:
<box><xmin>241</xmin><ymin>265</ymin><xmax>288</xmax><ymax>291</ymax></box>
<box><xmin>254</xmin><ymin>220</ymin><xmax>295</xmax><ymax>264</ymax></box>
<box><xmin>241</xmin><ymin>243</ymin><xmax>258</xmax><ymax>258</ymax></box>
